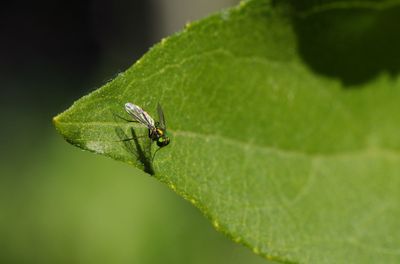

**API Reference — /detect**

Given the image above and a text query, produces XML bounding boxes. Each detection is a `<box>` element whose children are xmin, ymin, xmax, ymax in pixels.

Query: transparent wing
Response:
<box><xmin>125</xmin><ymin>103</ymin><xmax>155</xmax><ymax>129</ymax></box>
<box><xmin>157</xmin><ymin>103</ymin><xmax>166</xmax><ymax>129</ymax></box>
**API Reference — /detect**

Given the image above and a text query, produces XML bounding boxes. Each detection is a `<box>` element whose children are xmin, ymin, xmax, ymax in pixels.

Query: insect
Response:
<box><xmin>124</xmin><ymin>102</ymin><xmax>170</xmax><ymax>148</ymax></box>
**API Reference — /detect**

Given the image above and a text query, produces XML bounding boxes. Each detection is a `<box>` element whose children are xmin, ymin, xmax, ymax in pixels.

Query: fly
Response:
<box><xmin>124</xmin><ymin>102</ymin><xmax>170</xmax><ymax>148</ymax></box>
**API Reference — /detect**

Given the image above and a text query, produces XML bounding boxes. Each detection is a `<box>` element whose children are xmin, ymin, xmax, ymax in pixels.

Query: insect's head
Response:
<box><xmin>157</xmin><ymin>134</ymin><xmax>170</xmax><ymax>147</ymax></box>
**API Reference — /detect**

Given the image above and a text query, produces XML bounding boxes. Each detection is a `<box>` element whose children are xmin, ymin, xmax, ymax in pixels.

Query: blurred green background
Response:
<box><xmin>0</xmin><ymin>0</ymin><xmax>268</xmax><ymax>263</ymax></box>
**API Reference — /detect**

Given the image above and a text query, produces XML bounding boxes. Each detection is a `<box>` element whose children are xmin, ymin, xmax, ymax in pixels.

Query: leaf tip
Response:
<box><xmin>52</xmin><ymin>113</ymin><xmax>72</xmax><ymax>145</ymax></box>
<box><xmin>52</xmin><ymin>112</ymin><xmax>67</xmax><ymax>134</ymax></box>
<box><xmin>52</xmin><ymin>114</ymin><xmax>61</xmax><ymax>131</ymax></box>
<box><xmin>52</xmin><ymin>114</ymin><xmax>59</xmax><ymax>124</ymax></box>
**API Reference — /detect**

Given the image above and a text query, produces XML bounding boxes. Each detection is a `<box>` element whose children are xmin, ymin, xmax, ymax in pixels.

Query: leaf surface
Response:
<box><xmin>54</xmin><ymin>0</ymin><xmax>400</xmax><ymax>262</ymax></box>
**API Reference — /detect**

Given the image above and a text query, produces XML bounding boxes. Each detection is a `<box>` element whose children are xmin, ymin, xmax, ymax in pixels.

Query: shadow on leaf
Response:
<box><xmin>114</xmin><ymin>126</ymin><xmax>155</xmax><ymax>175</ymax></box>
<box><xmin>280</xmin><ymin>1</ymin><xmax>400</xmax><ymax>86</ymax></box>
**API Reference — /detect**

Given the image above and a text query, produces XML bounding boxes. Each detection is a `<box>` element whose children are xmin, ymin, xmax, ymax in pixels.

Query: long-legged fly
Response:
<box><xmin>124</xmin><ymin>102</ymin><xmax>170</xmax><ymax>148</ymax></box>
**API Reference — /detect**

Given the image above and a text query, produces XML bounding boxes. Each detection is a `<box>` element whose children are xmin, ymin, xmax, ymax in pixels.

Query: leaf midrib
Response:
<box><xmin>55</xmin><ymin>120</ymin><xmax>400</xmax><ymax>159</ymax></box>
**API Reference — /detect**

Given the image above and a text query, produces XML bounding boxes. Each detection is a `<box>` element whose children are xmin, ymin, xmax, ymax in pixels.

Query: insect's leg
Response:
<box><xmin>113</xmin><ymin>113</ymin><xmax>139</xmax><ymax>123</ymax></box>
<box><xmin>114</xmin><ymin>135</ymin><xmax>146</xmax><ymax>142</ymax></box>
<box><xmin>151</xmin><ymin>147</ymin><xmax>162</xmax><ymax>163</ymax></box>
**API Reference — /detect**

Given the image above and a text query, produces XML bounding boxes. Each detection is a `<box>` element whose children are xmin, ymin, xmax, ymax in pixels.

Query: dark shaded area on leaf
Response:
<box><xmin>114</xmin><ymin>126</ymin><xmax>155</xmax><ymax>175</ymax></box>
<box><xmin>279</xmin><ymin>1</ymin><xmax>400</xmax><ymax>86</ymax></box>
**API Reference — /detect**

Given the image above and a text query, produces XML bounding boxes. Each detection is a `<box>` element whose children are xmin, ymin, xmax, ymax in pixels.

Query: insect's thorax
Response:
<box><xmin>149</xmin><ymin>127</ymin><xmax>170</xmax><ymax>147</ymax></box>
<box><xmin>149</xmin><ymin>127</ymin><xmax>163</xmax><ymax>139</ymax></box>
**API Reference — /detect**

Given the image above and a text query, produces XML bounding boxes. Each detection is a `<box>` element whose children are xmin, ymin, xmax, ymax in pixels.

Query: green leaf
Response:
<box><xmin>54</xmin><ymin>0</ymin><xmax>400</xmax><ymax>262</ymax></box>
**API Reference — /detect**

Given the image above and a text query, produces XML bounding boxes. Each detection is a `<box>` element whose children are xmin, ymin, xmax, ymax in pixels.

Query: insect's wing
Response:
<box><xmin>125</xmin><ymin>103</ymin><xmax>155</xmax><ymax>128</ymax></box>
<box><xmin>157</xmin><ymin>103</ymin><xmax>166</xmax><ymax>129</ymax></box>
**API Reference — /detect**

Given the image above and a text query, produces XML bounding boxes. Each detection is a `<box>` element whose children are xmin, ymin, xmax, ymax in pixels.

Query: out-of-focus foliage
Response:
<box><xmin>0</xmin><ymin>133</ymin><xmax>267</xmax><ymax>264</ymax></box>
